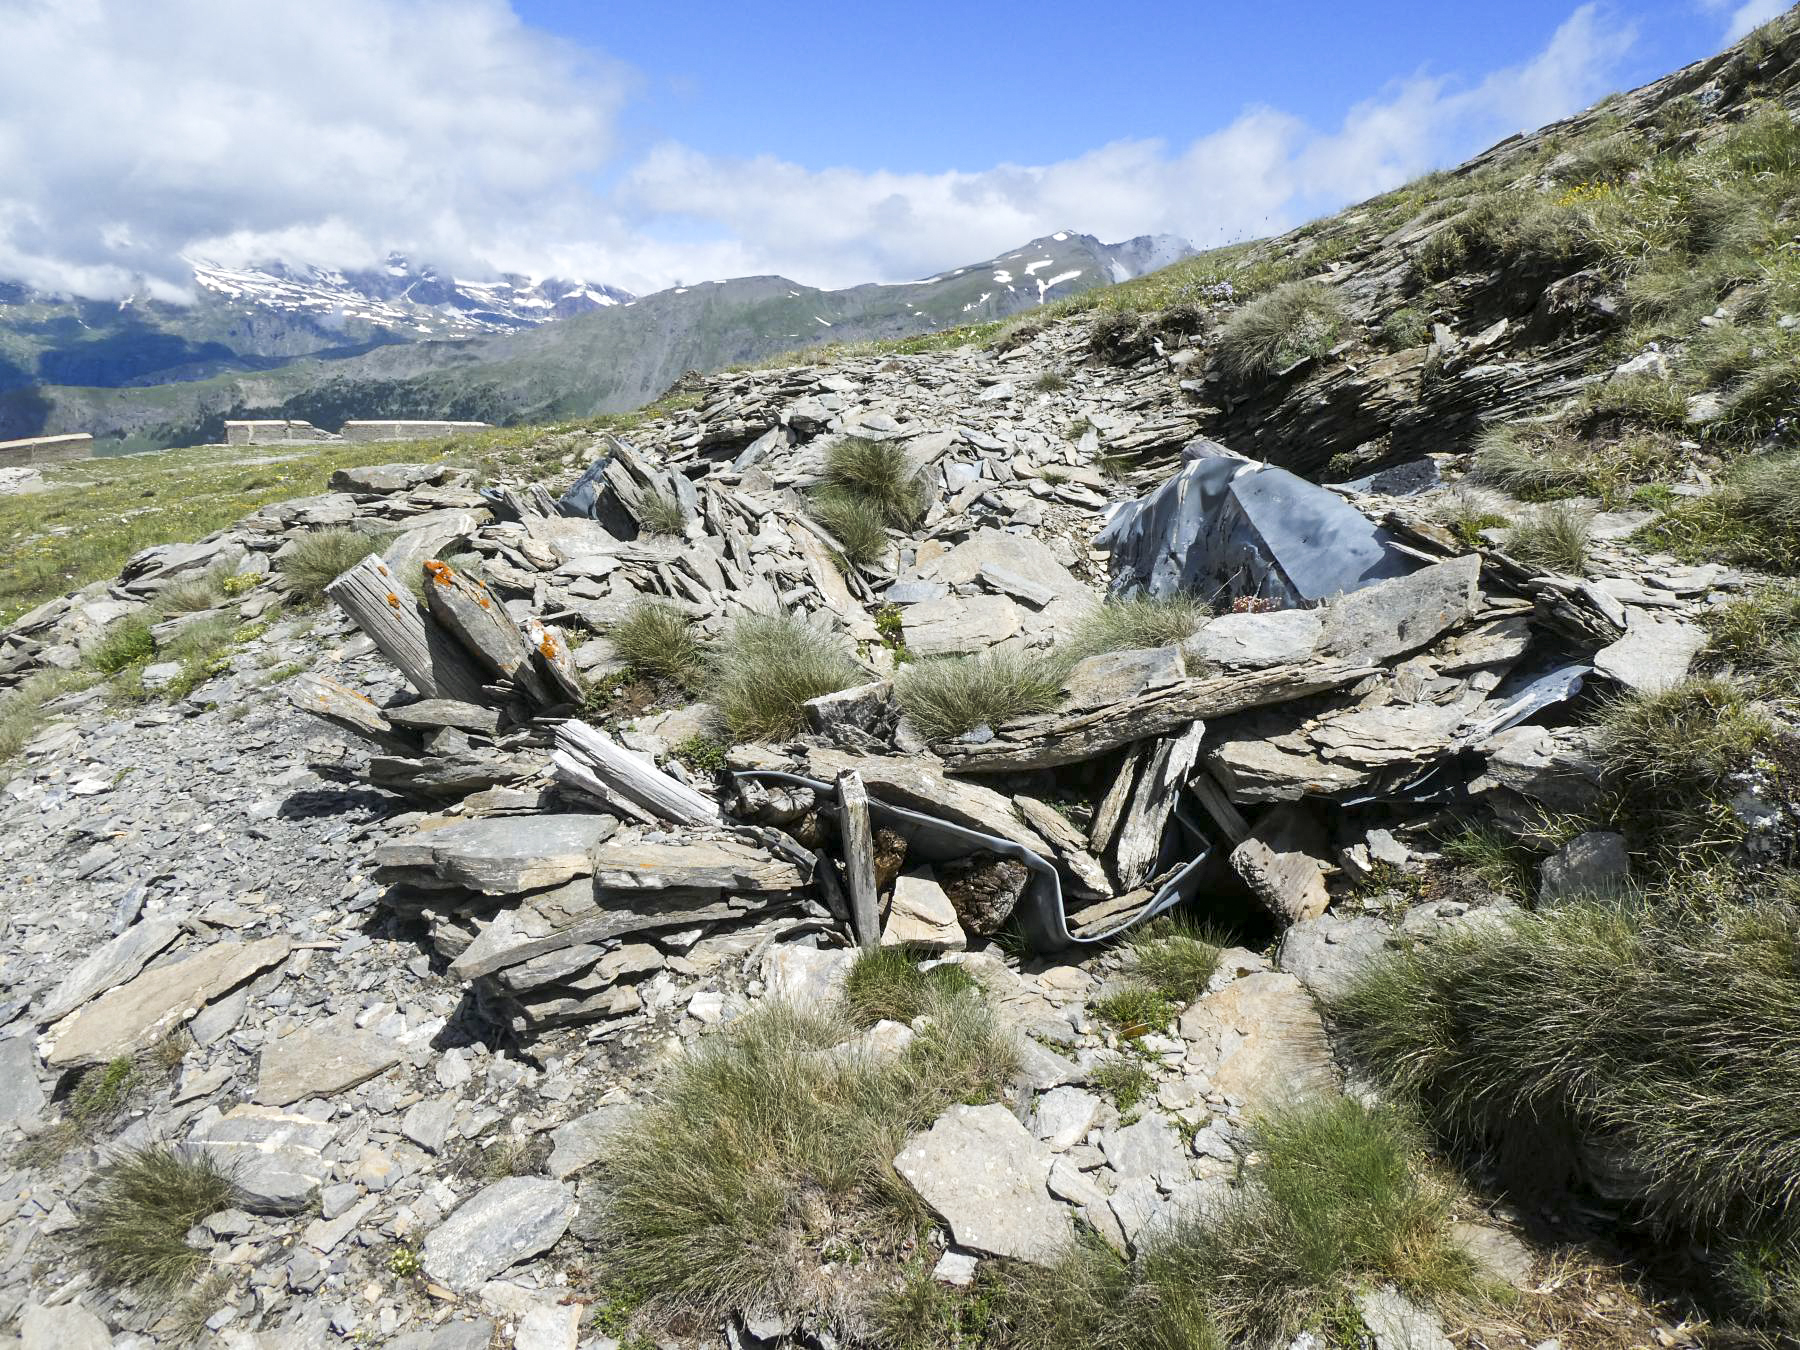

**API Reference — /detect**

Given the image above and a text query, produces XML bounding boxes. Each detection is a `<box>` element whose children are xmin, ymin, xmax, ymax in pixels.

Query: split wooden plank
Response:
<box><xmin>1088</xmin><ymin>742</ymin><xmax>1148</xmax><ymax>856</ymax></box>
<box><xmin>835</xmin><ymin>770</ymin><xmax>882</xmax><ymax>948</ymax></box>
<box><xmin>324</xmin><ymin>554</ymin><xmax>490</xmax><ymax>703</ymax></box>
<box><xmin>525</xmin><ymin>617</ymin><xmax>585</xmax><ymax>705</ymax></box>
<box><xmin>554</xmin><ymin>720</ymin><xmax>722</xmax><ymax>828</ymax></box>
<box><xmin>934</xmin><ymin>660</ymin><xmax>1378</xmax><ymax>773</ymax></box>
<box><xmin>1111</xmin><ymin>720</ymin><xmax>1206</xmax><ymax>890</ymax></box>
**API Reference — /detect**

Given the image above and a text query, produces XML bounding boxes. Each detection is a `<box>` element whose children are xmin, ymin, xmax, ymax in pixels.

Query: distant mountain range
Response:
<box><xmin>0</xmin><ymin>231</ymin><xmax>1190</xmax><ymax>451</ymax></box>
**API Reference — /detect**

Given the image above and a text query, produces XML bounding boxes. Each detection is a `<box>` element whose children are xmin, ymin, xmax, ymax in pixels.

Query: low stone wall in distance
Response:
<box><xmin>224</xmin><ymin>420</ymin><xmax>338</xmax><ymax>446</ymax></box>
<box><xmin>340</xmin><ymin>420</ymin><xmax>492</xmax><ymax>443</ymax></box>
<box><xmin>0</xmin><ymin>432</ymin><xmax>93</xmax><ymax>468</ymax></box>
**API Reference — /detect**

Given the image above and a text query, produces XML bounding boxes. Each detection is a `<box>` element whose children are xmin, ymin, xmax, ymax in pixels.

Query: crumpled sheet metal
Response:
<box><xmin>733</xmin><ymin>771</ymin><xmax>1211</xmax><ymax>953</ymax></box>
<box><xmin>1097</xmin><ymin>437</ymin><xmax>1421</xmax><ymax>606</ymax></box>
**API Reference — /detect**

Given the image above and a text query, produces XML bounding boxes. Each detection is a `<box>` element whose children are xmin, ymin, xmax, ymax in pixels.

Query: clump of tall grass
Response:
<box><xmin>78</xmin><ymin>1144</ymin><xmax>237</xmax><ymax>1306</ymax></box>
<box><xmin>608</xmin><ymin>601</ymin><xmax>704</xmax><ymax>686</ymax></box>
<box><xmin>1061</xmin><ymin>593</ymin><xmax>1210</xmax><ymax>663</ymax></box>
<box><xmin>1213</xmin><ymin>281</ymin><xmax>1347</xmax><ymax>378</ymax></box>
<box><xmin>1330</xmin><ymin>900</ymin><xmax>1800</xmax><ymax>1332</ymax></box>
<box><xmin>712</xmin><ymin>612</ymin><xmax>864</xmax><ymax>740</ymax></box>
<box><xmin>1503</xmin><ymin>503</ymin><xmax>1593</xmax><ymax>573</ymax></box>
<box><xmin>279</xmin><ymin>527</ymin><xmax>382</xmax><ymax>605</ymax></box>
<box><xmin>894</xmin><ymin>648</ymin><xmax>1067</xmax><ymax>740</ymax></box>
<box><xmin>582</xmin><ymin>986</ymin><xmax>1016</xmax><ymax>1320</ymax></box>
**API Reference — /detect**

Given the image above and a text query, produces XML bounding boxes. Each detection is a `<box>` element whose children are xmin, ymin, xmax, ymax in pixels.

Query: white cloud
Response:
<box><xmin>0</xmin><ymin>0</ymin><xmax>629</xmax><ymax>298</ymax></box>
<box><xmin>616</xmin><ymin>4</ymin><xmax>1637</xmax><ymax>288</ymax></box>
<box><xmin>1706</xmin><ymin>0</ymin><xmax>1787</xmax><ymax>43</ymax></box>
<box><xmin>0</xmin><ymin>0</ymin><xmax>1638</xmax><ymax>299</ymax></box>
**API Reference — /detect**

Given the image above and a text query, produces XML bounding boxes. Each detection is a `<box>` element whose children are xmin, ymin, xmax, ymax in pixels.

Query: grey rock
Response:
<box><xmin>1030</xmin><ymin>1085</ymin><xmax>1103</xmax><ymax>1151</ymax></box>
<box><xmin>1100</xmin><ymin>1112</ymin><xmax>1188</xmax><ymax>1179</ymax></box>
<box><xmin>192</xmin><ymin>1105</ymin><xmax>334</xmax><ymax>1214</ymax></box>
<box><xmin>933</xmin><ymin>1249</ymin><xmax>980</xmax><ymax>1287</ymax></box>
<box><xmin>1539</xmin><ymin>830</ymin><xmax>1631</xmax><ymax>902</ymax></box>
<box><xmin>254</xmin><ymin>1027</ymin><xmax>401</xmax><ymax>1107</ymax></box>
<box><xmin>48</xmin><ymin>935</ymin><xmax>292</xmax><ymax>1067</ymax></box>
<box><xmin>1106</xmin><ymin>1174</ymin><xmax>1161</xmax><ymax>1246</ymax></box>
<box><xmin>39</xmin><ymin>917</ymin><xmax>183</xmax><ymax>1022</ymax></box>
<box><xmin>419</xmin><ymin>1176</ymin><xmax>576</xmax><ymax>1292</ymax></box>
<box><xmin>1278</xmin><ymin>914</ymin><xmax>1392</xmax><ymax>1001</ymax></box>
<box><xmin>1593</xmin><ymin>614</ymin><xmax>1706</xmax><ymax>693</ymax></box>
<box><xmin>1184</xmin><ymin>609</ymin><xmax>1322</xmax><ymax>669</ymax></box>
<box><xmin>1179</xmin><ymin>972</ymin><xmax>1340</xmax><ymax>1111</ymax></box>
<box><xmin>881</xmin><ymin>870</ymin><xmax>967</xmax><ymax>951</ymax></box>
<box><xmin>1059</xmin><ymin>646</ymin><xmax>1185</xmax><ymax>713</ymax></box>
<box><xmin>402</xmin><ymin>1097</ymin><xmax>458</xmax><ymax>1154</ymax></box>
<box><xmin>428</xmin><ymin>1322</ymin><xmax>497</xmax><ymax>1350</ymax></box>
<box><xmin>1316</xmin><ymin>554</ymin><xmax>1481</xmax><ymax>665</ymax></box>
<box><xmin>0</xmin><ymin>1035</ymin><xmax>46</xmax><ymax>1127</ymax></box>
<box><xmin>1354</xmin><ymin>1285</ymin><xmax>1454</xmax><ymax>1350</ymax></box>
<box><xmin>900</xmin><ymin>594</ymin><xmax>1023</xmax><ymax>657</ymax></box>
<box><xmin>1450</xmin><ymin>1221</ymin><xmax>1536</xmax><ymax>1288</ymax></box>
<box><xmin>374</xmin><ymin>814</ymin><xmax>617</xmax><ymax>894</ymax></box>
<box><xmin>513</xmin><ymin>1301</ymin><xmax>581</xmax><ymax>1350</ymax></box>
<box><xmin>893</xmin><ymin>1103</ymin><xmax>1072</xmax><ymax>1264</ymax></box>
<box><xmin>546</xmin><ymin>1103</ymin><xmax>630</xmax><ymax>1180</ymax></box>
<box><xmin>19</xmin><ymin>1302</ymin><xmax>110</xmax><ymax>1350</ymax></box>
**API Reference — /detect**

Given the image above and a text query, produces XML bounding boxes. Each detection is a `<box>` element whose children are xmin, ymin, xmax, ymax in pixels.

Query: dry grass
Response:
<box><xmin>1504</xmin><ymin>503</ymin><xmax>1593</xmax><ymax>573</ymax></box>
<box><xmin>608</xmin><ymin>601</ymin><xmax>704</xmax><ymax>686</ymax></box>
<box><xmin>1213</xmin><ymin>281</ymin><xmax>1347</xmax><ymax>379</ymax></box>
<box><xmin>711</xmin><ymin>611</ymin><xmax>864</xmax><ymax>740</ymax></box>
<box><xmin>893</xmin><ymin>648</ymin><xmax>1068</xmax><ymax>740</ymax></box>
<box><xmin>1062</xmin><ymin>593</ymin><xmax>1210</xmax><ymax>663</ymax></box>
<box><xmin>279</xmin><ymin>527</ymin><xmax>383</xmax><ymax>605</ymax></box>
<box><xmin>78</xmin><ymin>1144</ymin><xmax>236</xmax><ymax>1306</ymax></box>
<box><xmin>582</xmin><ymin>987</ymin><xmax>1017</xmax><ymax>1321</ymax></box>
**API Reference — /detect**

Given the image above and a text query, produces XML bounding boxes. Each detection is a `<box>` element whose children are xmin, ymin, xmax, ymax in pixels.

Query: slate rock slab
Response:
<box><xmin>1179</xmin><ymin>972</ymin><xmax>1340</xmax><ymax>1110</ymax></box>
<box><xmin>255</xmin><ymin>1027</ymin><xmax>402</xmax><ymax>1107</ymax></box>
<box><xmin>1316</xmin><ymin>553</ymin><xmax>1480</xmax><ymax>665</ymax></box>
<box><xmin>39</xmin><ymin>916</ymin><xmax>183</xmax><ymax>1022</ymax></box>
<box><xmin>546</xmin><ymin>1103</ymin><xmax>631</xmax><ymax>1180</ymax></box>
<box><xmin>48</xmin><ymin>935</ymin><xmax>292</xmax><ymax>1067</ymax></box>
<box><xmin>1100</xmin><ymin>1111</ymin><xmax>1189</xmax><ymax>1179</ymax></box>
<box><xmin>1185</xmin><ymin>609</ymin><xmax>1322</xmax><ymax>669</ymax></box>
<box><xmin>1594</xmin><ymin>614</ymin><xmax>1706</xmax><ymax>693</ymax></box>
<box><xmin>1539</xmin><ymin>829</ymin><xmax>1631</xmax><ymax>902</ymax></box>
<box><xmin>375</xmin><ymin>814</ymin><xmax>617</xmax><ymax>894</ymax></box>
<box><xmin>192</xmin><ymin>1105</ymin><xmax>335</xmax><ymax>1214</ymax></box>
<box><xmin>0</xmin><ymin>1034</ymin><xmax>46</xmax><ymax>1127</ymax></box>
<box><xmin>1355</xmin><ymin>1284</ymin><xmax>1454</xmax><ymax>1350</ymax></box>
<box><xmin>420</xmin><ymin>1176</ymin><xmax>577</xmax><ymax>1291</ymax></box>
<box><xmin>893</xmin><ymin>1103</ymin><xmax>1072</xmax><ymax>1264</ymax></box>
<box><xmin>19</xmin><ymin>1301</ymin><xmax>111</xmax><ymax>1350</ymax></box>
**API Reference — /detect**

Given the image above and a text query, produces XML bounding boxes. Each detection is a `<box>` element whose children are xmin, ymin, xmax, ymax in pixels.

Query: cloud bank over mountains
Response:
<box><xmin>0</xmin><ymin>0</ymin><xmax>1648</xmax><ymax>299</ymax></box>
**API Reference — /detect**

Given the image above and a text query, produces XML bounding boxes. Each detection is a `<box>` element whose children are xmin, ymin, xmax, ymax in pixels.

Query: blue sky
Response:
<box><xmin>0</xmin><ymin>0</ymin><xmax>1786</xmax><ymax>301</ymax></box>
<box><xmin>522</xmin><ymin>0</ymin><xmax>1757</xmax><ymax>174</ymax></box>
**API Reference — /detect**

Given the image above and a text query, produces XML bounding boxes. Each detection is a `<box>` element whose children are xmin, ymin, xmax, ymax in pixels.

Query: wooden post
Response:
<box><xmin>422</xmin><ymin>561</ymin><xmax>552</xmax><ymax>707</ymax></box>
<box><xmin>836</xmin><ymin>769</ymin><xmax>881</xmax><ymax>949</ymax></box>
<box><xmin>324</xmin><ymin>554</ymin><xmax>489</xmax><ymax>703</ymax></box>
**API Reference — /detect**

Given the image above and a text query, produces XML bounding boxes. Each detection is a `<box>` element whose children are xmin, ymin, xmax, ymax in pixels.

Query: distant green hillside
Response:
<box><xmin>1</xmin><ymin>232</ymin><xmax>1189</xmax><ymax>452</ymax></box>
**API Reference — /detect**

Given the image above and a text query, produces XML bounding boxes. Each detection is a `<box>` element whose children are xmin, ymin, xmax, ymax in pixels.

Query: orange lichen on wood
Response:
<box><xmin>424</xmin><ymin>560</ymin><xmax>455</xmax><ymax>588</ymax></box>
<box><xmin>538</xmin><ymin>633</ymin><xmax>559</xmax><ymax>659</ymax></box>
<box><xmin>386</xmin><ymin>592</ymin><xmax>401</xmax><ymax>608</ymax></box>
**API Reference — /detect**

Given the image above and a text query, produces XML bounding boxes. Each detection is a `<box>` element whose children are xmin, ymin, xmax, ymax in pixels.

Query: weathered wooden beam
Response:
<box><xmin>525</xmin><ymin>617</ymin><xmax>585</xmax><ymax>705</ymax></box>
<box><xmin>835</xmin><ymin>770</ymin><xmax>881</xmax><ymax>949</ymax></box>
<box><xmin>1111</xmin><ymin>721</ymin><xmax>1206</xmax><ymax>889</ymax></box>
<box><xmin>934</xmin><ymin>661</ymin><xmax>1377</xmax><ymax>773</ymax></box>
<box><xmin>324</xmin><ymin>554</ymin><xmax>489</xmax><ymax>703</ymax></box>
<box><xmin>554</xmin><ymin>720</ymin><xmax>722</xmax><ymax>828</ymax></box>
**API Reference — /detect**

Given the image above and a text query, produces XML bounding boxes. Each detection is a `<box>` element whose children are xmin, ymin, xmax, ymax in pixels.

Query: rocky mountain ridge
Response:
<box><xmin>0</xmin><ymin>232</ymin><xmax>1189</xmax><ymax>452</ymax></box>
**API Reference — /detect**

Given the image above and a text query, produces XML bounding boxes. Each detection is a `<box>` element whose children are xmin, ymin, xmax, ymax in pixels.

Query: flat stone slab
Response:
<box><xmin>1356</xmin><ymin>1284</ymin><xmax>1453</xmax><ymax>1350</ymax></box>
<box><xmin>1031</xmin><ymin>1085</ymin><xmax>1103</xmax><ymax>1151</ymax></box>
<box><xmin>881</xmin><ymin>870</ymin><xmax>967</xmax><ymax>951</ymax></box>
<box><xmin>1185</xmin><ymin>609</ymin><xmax>1322</xmax><ymax>669</ymax></box>
<box><xmin>893</xmin><ymin>1103</ymin><xmax>1072</xmax><ymax>1264</ymax></box>
<box><xmin>191</xmin><ymin>1104</ymin><xmax>335</xmax><ymax>1214</ymax></box>
<box><xmin>19</xmin><ymin>1302</ymin><xmax>111</xmax><ymax>1350</ymax></box>
<box><xmin>1594</xmin><ymin>614</ymin><xmax>1706</xmax><ymax>693</ymax></box>
<box><xmin>39</xmin><ymin>916</ymin><xmax>183</xmax><ymax>1022</ymax></box>
<box><xmin>0</xmin><ymin>1034</ymin><xmax>47</xmax><ymax>1127</ymax></box>
<box><xmin>254</xmin><ymin>1027</ymin><xmax>403</xmax><ymax>1107</ymax></box>
<box><xmin>420</xmin><ymin>1176</ymin><xmax>577</xmax><ymax>1291</ymax></box>
<box><xmin>546</xmin><ymin>1103</ymin><xmax>631</xmax><ymax>1180</ymax></box>
<box><xmin>1317</xmin><ymin>554</ymin><xmax>1481</xmax><ymax>665</ymax></box>
<box><xmin>1100</xmin><ymin>1111</ymin><xmax>1189</xmax><ymax>1179</ymax></box>
<box><xmin>1179</xmin><ymin>972</ymin><xmax>1340</xmax><ymax>1111</ymax></box>
<box><xmin>48</xmin><ymin>935</ymin><xmax>292</xmax><ymax>1067</ymax></box>
<box><xmin>900</xmin><ymin>594</ymin><xmax>1024</xmax><ymax>657</ymax></box>
<box><xmin>375</xmin><ymin>814</ymin><xmax>617</xmax><ymax>895</ymax></box>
